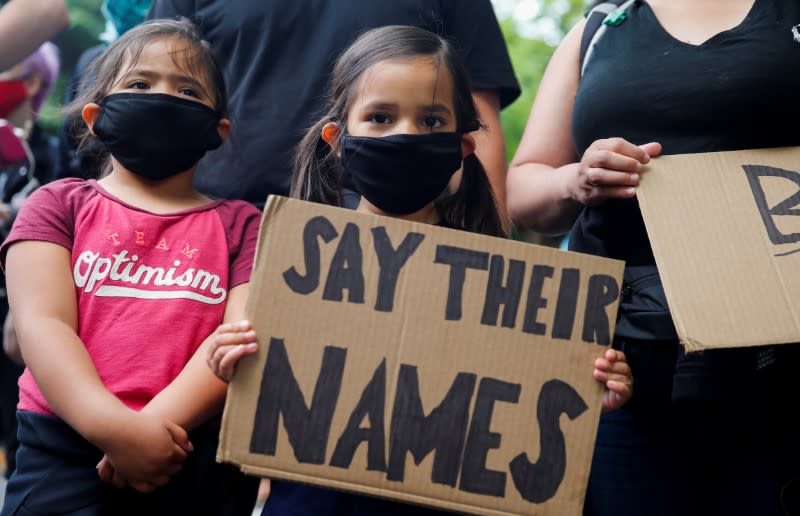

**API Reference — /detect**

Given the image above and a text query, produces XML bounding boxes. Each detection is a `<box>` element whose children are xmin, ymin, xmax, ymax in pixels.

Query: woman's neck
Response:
<box><xmin>98</xmin><ymin>160</ymin><xmax>212</xmax><ymax>214</ymax></box>
<box><xmin>644</xmin><ymin>0</ymin><xmax>756</xmax><ymax>46</ymax></box>
<box><xmin>356</xmin><ymin>197</ymin><xmax>440</xmax><ymax>225</ymax></box>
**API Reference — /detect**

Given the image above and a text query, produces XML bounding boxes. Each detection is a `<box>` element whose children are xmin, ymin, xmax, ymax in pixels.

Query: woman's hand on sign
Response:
<box><xmin>593</xmin><ymin>348</ymin><xmax>633</xmax><ymax>412</ymax></box>
<box><xmin>207</xmin><ymin>320</ymin><xmax>259</xmax><ymax>382</ymax></box>
<box><xmin>571</xmin><ymin>139</ymin><xmax>662</xmax><ymax>207</ymax></box>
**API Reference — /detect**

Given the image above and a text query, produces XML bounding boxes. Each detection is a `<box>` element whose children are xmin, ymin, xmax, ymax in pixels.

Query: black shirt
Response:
<box><xmin>148</xmin><ymin>0</ymin><xmax>520</xmax><ymax>206</ymax></box>
<box><xmin>571</xmin><ymin>0</ymin><xmax>800</xmax><ymax>265</ymax></box>
<box><xmin>570</xmin><ymin>0</ymin><xmax>800</xmax><ymax>402</ymax></box>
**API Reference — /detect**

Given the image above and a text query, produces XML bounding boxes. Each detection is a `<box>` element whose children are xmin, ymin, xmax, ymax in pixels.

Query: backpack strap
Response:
<box><xmin>580</xmin><ymin>0</ymin><xmax>636</xmax><ymax>77</ymax></box>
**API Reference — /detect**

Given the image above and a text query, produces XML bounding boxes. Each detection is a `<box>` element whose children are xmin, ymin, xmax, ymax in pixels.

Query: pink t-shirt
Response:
<box><xmin>0</xmin><ymin>178</ymin><xmax>261</xmax><ymax>415</ymax></box>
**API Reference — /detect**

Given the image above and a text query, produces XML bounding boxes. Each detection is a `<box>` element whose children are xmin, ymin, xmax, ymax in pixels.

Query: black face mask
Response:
<box><xmin>341</xmin><ymin>132</ymin><xmax>463</xmax><ymax>215</ymax></box>
<box><xmin>92</xmin><ymin>92</ymin><xmax>223</xmax><ymax>180</ymax></box>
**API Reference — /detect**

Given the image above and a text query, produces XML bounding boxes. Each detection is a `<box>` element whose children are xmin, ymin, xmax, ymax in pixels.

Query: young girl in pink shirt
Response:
<box><xmin>1</xmin><ymin>18</ymin><xmax>259</xmax><ymax>515</ymax></box>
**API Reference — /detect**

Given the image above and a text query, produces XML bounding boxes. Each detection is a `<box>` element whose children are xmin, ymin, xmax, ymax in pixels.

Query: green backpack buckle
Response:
<box><xmin>603</xmin><ymin>9</ymin><xmax>628</xmax><ymax>26</ymax></box>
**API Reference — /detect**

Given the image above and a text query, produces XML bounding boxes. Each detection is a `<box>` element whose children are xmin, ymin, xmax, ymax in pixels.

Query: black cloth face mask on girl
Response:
<box><xmin>341</xmin><ymin>132</ymin><xmax>463</xmax><ymax>215</ymax></box>
<box><xmin>92</xmin><ymin>92</ymin><xmax>223</xmax><ymax>180</ymax></box>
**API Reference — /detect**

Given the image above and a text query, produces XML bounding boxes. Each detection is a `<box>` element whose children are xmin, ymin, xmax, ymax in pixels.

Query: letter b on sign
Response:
<box><xmin>743</xmin><ymin>165</ymin><xmax>800</xmax><ymax>249</ymax></box>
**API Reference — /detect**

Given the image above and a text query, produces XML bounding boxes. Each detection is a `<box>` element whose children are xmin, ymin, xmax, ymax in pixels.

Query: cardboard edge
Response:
<box><xmin>252</xmin><ymin>195</ymin><xmax>286</xmax><ymax>267</ymax></box>
<box><xmin>217</xmin><ymin>196</ymin><xmax>287</xmax><ymax>464</ymax></box>
<box><xmin>231</xmin><ymin>464</ymin><xmax>530</xmax><ymax>516</ymax></box>
<box><xmin>636</xmin><ymin>161</ymin><xmax>695</xmax><ymax>350</ymax></box>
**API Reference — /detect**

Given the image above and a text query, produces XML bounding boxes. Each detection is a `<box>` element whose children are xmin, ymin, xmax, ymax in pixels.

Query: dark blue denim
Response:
<box><xmin>584</xmin><ymin>403</ymin><xmax>783</xmax><ymax>516</ymax></box>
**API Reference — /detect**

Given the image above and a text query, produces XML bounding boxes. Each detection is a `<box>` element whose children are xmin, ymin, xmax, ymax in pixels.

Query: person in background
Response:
<box><xmin>147</xmin><ymin>0</ymin><xmax>520</xmax><ymax>228</ymax></box>
<box><xmin>206</xmin><ymin>25</ymin><xmax>633</xmax><ymax>516</ymax></box>
<box><xmin>0</xmin><ymin>41</ymin><xmax>61</xmax><ymax>481</ymax></box>
<box><xmin>0</xmin><ymin>42</ymin><xmax>61</xmax><ymax>188</ymax></box>
<box><xmin>0</xmin><ymin>0</ymin><xmax>68</xmax><ymax>71</ymax></box>
<box><xmin>506</xmin><ymin>0</ymin><xmax>800</xmax><ymax>514</ymax></box>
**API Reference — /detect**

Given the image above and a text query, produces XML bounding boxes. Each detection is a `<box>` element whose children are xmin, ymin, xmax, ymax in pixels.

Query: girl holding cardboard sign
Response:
<box><xmin>207</xmin><ymin>25</ymin><xmax>633</xmax><ymax>516</ymax></box>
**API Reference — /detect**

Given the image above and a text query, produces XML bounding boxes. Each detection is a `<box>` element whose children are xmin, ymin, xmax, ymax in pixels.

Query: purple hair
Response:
<box><xmin>17</xmin><ymin>42</ymin><xmax>60</xmax><ymax>114</ymax></box>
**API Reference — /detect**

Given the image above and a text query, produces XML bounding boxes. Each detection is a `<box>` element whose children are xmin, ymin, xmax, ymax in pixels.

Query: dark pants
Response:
<box><xmin>1</xmin><ymin>411</ymin><xmax>257</xmax><ymax>516</ymax></box>
<box><xmin>262</xmin><ymin>481</ymin><xmax>451</xmax><ymax>516</ymax></box>
<box><xmin>0</xmin><ymin>355</ymin><xmax>22</xmax><ymax>478</ymax></box>
<box><xmin>584</xmin><ymin>339</ymin><xmax>798</xmax><ymax>516</ymax></box>
<box><xmin>584</xmin><ymin>403</ymin><xmax>787</xmax><ymax>516</ymax></box>
<box><xmin>0</xmin><ymin>292</ymin><xmax>22</xmax><ymax>478</ymax></box>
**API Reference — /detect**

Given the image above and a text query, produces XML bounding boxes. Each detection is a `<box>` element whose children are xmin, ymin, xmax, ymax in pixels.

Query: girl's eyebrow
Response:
<box><xmin>361</xmin><ymin>101</ymin><xmax>397</xmax><ymax>111</ymax></box>
<box><xmin>422</xmin><ymin>103</ymin><xmax>453</xmax><ymax>115</ymax></box>
<box><xmin>119</xmin><ymin>68</ymin><xmax>205</xmax><ymax>89</ymax></box>
<box><xmin>361</xmin><ymin>101</ymin><xmax>452</xmax><ymax>116</ymax></box>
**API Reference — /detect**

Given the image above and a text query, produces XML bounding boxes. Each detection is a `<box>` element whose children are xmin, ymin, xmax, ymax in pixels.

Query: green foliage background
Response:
<box><xmin>35</xmin><ymin>0</ymin><xmax>105</xmax><ymax>132</ymax></box>
<box><xmin>498</xmin><ymin>0</ymin><xmax>586</xmax><ymax>158</ymax></box>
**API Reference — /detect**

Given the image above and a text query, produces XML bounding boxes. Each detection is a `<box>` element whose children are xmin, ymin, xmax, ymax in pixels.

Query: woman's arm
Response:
<box><xmin>507</xmin><ymin>20</ymin><xmax>657</xmax><ymax>234</ymax></box>
<box><xmin>142</xmin><ymin>283</ymin><xmax>250</xmax><ymax>430</ymax></box>
<box><xmin>0</xmin><ymin>0</ymin><xmax>69</xmax><ymax>71</ymax></box>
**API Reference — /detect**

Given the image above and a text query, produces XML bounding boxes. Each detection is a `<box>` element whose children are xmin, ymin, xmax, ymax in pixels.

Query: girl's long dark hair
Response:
<box><xmin>291</xmin><ymin>25</ymin><xmax>505</xmax><ymax>238</ymax></box>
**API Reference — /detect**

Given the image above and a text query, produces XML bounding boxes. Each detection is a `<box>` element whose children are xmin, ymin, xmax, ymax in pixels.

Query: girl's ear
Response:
<box><xmin>217</xmin><ymin>118</ymin><xmax>232</xmax><ymax>141</ymax></box>
<box><xmin>321</xmin><ymin>122</ymin><xmax>341</xmax><ymax>149</ymax></box>
<box><xmin>461</xmin><ymin>133</ymin><xmax>476</xmax><ymax>158</ymax></box>
<box><xmin>82</xmin><ymin>103</ymin><xmax>102</xmax><ymax>135</ymax></box>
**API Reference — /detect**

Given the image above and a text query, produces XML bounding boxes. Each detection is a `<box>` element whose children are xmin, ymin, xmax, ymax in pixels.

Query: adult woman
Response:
<box><xmin>507</xmin><ymin>1</ymin><xmax>800</xmax><ymax>514</ymax></box>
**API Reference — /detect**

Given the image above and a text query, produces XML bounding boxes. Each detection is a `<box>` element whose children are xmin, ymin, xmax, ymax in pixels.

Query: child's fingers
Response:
<box><xmin>209</xmin><ymin>343</ymin><xmax>257</xmax><ymax>381</ymax></box>
<box><xmin>220</xmin><ymin>344</ymin><xmax>258</xmax><ymax>377</ymax></box>
<box><xmin>594</xmin><ymin>356</ymin><xmax>631</xmax><ymax>375</ymax></box>
<box><xmin>216</xmin><ymin>320</ymin><xmax>252</xmax><ymax>336</ymax></box>
<box><xmin>110</xmin><ymin>469</ymin><xmax>128</xmax><ymax>489</ymax></box>
<box><xmin>602</xmin><ymin>380</ymin><xmax>633</xmax><ymax>412</ymax></box>
<box><xmin>606</xmin><ymin>378</ymin><xmax>632</xmax><ymax>395</ymax></box>
<box><xmin>602</xmin><ymin>390</ymin><xmax>625</xmax><ymax>412</ymax></box>
<box><xmin>604</xmin><ymin>348</ymin><xmax>626</xmax><ymax>362</ymax></box>
<box><xmin>97</xmin><ymin>457</ymin><xmax>115</xmax><ymax>484</ymax></box>
<box><xmin>164</xmin><ymin>420</ymin><xmax>193</xmax><ymax>455</ymax></box>
<box><xmin>130</xmin><ymin>480</ymin><xmax>158</xmax><ymax>493</ymax></box>
<box><xmin>207</xmin><ymin>332</ymin><xmax>257</xmax><ymax>367</ymax></box>
<box><xmin>214</xmin><ymin>330</ymin><xmax>258</xmax><ymax>348</ymax></box>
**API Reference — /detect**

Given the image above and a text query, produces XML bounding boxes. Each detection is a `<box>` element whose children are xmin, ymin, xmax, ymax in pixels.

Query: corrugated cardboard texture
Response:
<box><xmin>638</xmin><ymin>147</ymin><xmax>800</xmax><ymax>351</ymax></box>
<box><xmin>218</xmin><ymin>196</ymin><xmax>624</xmax><ymax>515</ymax></box>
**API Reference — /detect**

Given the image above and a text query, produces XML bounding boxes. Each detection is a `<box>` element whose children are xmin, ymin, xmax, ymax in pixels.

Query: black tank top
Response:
<box><xmin>570</xmin><ymin>0</ymin><xmax>800</xmax><ymax>264</ymax></box>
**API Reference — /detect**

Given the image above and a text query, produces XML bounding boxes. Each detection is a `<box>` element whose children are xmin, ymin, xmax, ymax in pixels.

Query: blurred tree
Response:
<box><xmin>494</xmin><ymin>0</ymin><xmax>588</xmax><ymax>245</ymax></box>
<box><xmin>497</xmin><ymin>0</ymin><xmax>588</xmax><ymax>158</ymax></box>
<box><xmin>38</xmin><ymin>0</ymin><xmax>104</xmax><ymax>132</ymax></box>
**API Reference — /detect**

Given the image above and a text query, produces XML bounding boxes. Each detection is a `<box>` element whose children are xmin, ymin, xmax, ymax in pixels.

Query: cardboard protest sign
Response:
<box><xmin>637</xmin><ymin>146</ymin><xmax>800</xmax><ymax>351</ymax></box>
<box><xmin>217</xmin><ymin>196</ymin><xmax>624</xmax><ymax>515</ymax></box>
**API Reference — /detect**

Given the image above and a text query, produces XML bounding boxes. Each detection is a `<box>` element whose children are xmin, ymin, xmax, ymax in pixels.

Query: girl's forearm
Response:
<box><xmin>143</xmin><ymin>284</ymin><xmax>250</xmax><ymax>429</ymax></box>
<box><xmin>142</xmin><ymin>335</ymin><xmax>228</xmax><ymax>430</ymax></box>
